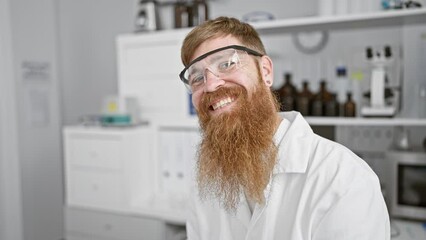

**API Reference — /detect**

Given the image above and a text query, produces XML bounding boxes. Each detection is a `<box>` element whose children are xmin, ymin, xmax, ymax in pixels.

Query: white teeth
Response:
<box><xmin>212</xmin><ymin>97</ymin><xmax>233</xmax><ymax>111</ymax></box>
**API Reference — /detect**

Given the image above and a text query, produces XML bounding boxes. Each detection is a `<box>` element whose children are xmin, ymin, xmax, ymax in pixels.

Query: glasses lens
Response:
<box><xmin>184</xmin><ymin>49</ymin><xmax>247</xmax><ymax>92</ymax></box>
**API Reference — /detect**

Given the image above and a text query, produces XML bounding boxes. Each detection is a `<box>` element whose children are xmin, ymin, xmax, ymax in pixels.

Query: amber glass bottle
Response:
<box><xmin>311</xmin><ymin>94</ymin><xmax>323</xmax><ymax>116</ymax></box>
<box><xmin>311</xmin><ymin>80</ymin><xmax>333</xmax><ymax>116</ymax></box>
<box><xmin>277</xmin><ymin>73</ymin><xmax>297</xmax><ymax>112</ymax></box>
<box><xmin>296</xmin><ymin>81</ymin><xmax>313</xmax><ymax>116</ymax></box>
<box><xmin>343</xmin><ymin>92</ymin><xmax>356</xmax><ymax>117</ymax></box>
<box><xmin>325</xmin><ymin>93</ymin><xmax>340</xmax><ymax>117</ymax></box>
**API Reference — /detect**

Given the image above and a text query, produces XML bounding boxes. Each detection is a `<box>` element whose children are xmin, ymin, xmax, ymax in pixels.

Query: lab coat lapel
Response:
<box><xmin>236</xmin><ymin>112</ymin><xmax>313</xmax><ymax>236</ymax></box>
<box><xmin>277</xmin><ymin>112</ymin><xmax>313</xmax><ymax>173</ymax></box>
<box><xmin>234</xmin><ymin>193</ymin><xmax>251</xmax><ymax>230</ymax></box>
<box><xmin>245</xmin><ymin>112</ymin><xmax>314</xmax><ymax>235</ymax></box>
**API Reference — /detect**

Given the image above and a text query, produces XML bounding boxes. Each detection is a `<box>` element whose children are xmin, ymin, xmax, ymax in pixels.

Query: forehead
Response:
<box><xmin>190</xmin><ymin>35</ymin><xmax>243</xmax><ymax>63</ymax></box>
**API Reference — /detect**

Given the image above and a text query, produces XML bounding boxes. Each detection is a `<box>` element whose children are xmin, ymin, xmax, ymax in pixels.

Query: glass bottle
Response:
<box><xmin>334</xmin><ymin>66</ymin><xmax>350</xmax><ymax>109</ymax></box>
<box><xmin>296</xmin><ymin>81</ymin><xmax>313</xmax><ymax>116</ymax></box>
<box><xmin>174</xmin><ymin>0</ymin><xmax>188</xmax><ymax>28</ymax></box>
<box><xmin>311</xmin><ymin>80</ymin><xmax>333</xmax><ymax>116</ymax></box>
<box><xmin>189</xmin><ymin>0</ymin><xmax>209</xmax><ymax>27</ymax></box>
<box><xmin>343</xmin><ymin>92</ymin><xmax>356</xmax><ymax>117</ymax></box>
<box><xmin>325</xmin><ymin>93</ymin><xmax>340</xmax><ymax>117</ymax></box>
<box><xmin>277</xmin><ymin>73</ymin><xmax>297</xmax><ymax>112</ymax></box>
<box><xmin>311</xmin><ymin>94</ymin><xmax>323</xmax><ymax>116</ymax></box>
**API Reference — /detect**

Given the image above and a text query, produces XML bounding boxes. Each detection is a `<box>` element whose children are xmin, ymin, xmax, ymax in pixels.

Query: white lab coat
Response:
<box><xmin>186</xmin><ymin>111</ymin><xmax>390</xmax><ymax>240</ymax></box>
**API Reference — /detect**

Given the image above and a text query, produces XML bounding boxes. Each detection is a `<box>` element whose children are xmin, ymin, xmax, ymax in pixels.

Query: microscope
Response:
<box><xmin>361</xmin><ymin>45</ymin><xmax>398</xmax><ymax>117</ymax></box>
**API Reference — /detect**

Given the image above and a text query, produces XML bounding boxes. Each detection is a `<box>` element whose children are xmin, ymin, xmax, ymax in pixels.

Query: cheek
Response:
<box><xmin>191</xmin><ymin>93</ymin><xmax>202</xmax><ymax>110</ymax></box>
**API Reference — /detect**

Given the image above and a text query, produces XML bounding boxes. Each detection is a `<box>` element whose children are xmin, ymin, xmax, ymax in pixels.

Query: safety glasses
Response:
<box><xmin>179</xmin><ymin>45</ymin><xmax>263</xmax><ymax>93</ymax></box>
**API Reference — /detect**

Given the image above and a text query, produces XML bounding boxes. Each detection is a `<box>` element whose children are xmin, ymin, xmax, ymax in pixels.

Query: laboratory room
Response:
<box><xmin>1</xmin><ymin>0</ymin><xmax>426</xmax><ymax>240</ymax></box>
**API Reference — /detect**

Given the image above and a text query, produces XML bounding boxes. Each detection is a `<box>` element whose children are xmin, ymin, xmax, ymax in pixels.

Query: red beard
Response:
<box><xmin>196</xmin><ymin>78</ymin><xmax>280</xmax><ymax>211</ymax></box>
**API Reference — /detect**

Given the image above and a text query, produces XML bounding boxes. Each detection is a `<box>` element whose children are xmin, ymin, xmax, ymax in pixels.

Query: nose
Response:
<box><xmin>203</xmin><ymin>68</ymin><xmax>225</xmax><ymax>92</ymax></box>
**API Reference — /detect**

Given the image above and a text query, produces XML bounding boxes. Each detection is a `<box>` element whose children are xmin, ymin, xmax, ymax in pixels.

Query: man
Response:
<box><xmin>179</xmin><ymin>16</ymin><xmax>390</xmax><ymax>239</ymax></box>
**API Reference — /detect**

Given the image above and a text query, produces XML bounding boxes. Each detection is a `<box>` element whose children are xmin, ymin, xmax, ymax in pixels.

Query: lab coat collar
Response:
<box><xmin>273</xmin><ymin>111</ymin><xmax>313</xmax><ymax>174</ymax></box>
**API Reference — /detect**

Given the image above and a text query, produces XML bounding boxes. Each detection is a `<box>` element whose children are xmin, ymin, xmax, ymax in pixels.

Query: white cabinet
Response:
<box><xmin>64</xmin><ymin>125</ymin><xmax>156</xmax><ymax>213</ymax></box>
<box><xmin>116</xmin><ymin>29</ymin><xmax>193</xmax><ymax>124</ymax></box>
<box><xmin>63</xmin><ymin>124</ymin><xmax>198</xmax><ymax>228</ymax></box>
<box><xmin>65</xmin><ymin>207</ymin><xmax>164</xmax><ymax>240</ymax></box>
<box><xmin>63</xmin><ymin>125</ymin><xmax>170</xmax><ymax>240</ymax></box>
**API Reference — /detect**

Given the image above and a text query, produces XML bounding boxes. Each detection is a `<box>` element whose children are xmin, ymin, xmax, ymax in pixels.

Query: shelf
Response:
<box><xmin>153</xmin><ymin>115</ymin><xmax>426</xmax><ymax>128</ymax></box>
<box><xmin>304</xmin><ymin>117</ymin><xmax>426</xmax><ymax>126</ymax></box>
<box><xmin>251</xmin><ymin>8</ymin><xmax>426</xmax><ymax>34</ymax></box>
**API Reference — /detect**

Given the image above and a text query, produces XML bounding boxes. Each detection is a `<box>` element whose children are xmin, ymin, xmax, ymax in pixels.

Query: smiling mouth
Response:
<box><xmin>211</xmin><ymin>97</ymin><xmax>235</xmax><ymax>111</ymax></box>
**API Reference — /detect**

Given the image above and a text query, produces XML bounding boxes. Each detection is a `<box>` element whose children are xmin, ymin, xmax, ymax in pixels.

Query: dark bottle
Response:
<box><xmin>311</xmin><ymin>80</ymin><xmax>333</xmax><ymax>116</ymax></box>
<box><xmin>192</xmin><ymin>0</ymin><xmax>209</xmax><ymax>26</ymax></box>
<box><xmin>296</xmin><ymin>81</ymin><xmax>313</xmax><ymax>116</ymax></box>
<box><xmin>311</xmin><ymin>95</ymin><xmax>323</xmax><ymax>116</ymax></box>
<box><xmin>187</xmin><ymin>0</ymin><xmax>209</xmax><ymax>27</ymax></box>
<box><xmin>343</xmin><ymin>92</ymin><xmax>356</xmax><ymax>117</ymax></box>
<box><xmin>277</xmin><ymin>73</ymin><xmax>297</xmax><ymax>112</ymax></box>
<box><xmin>325</xmin><ymin>93</ymin><xmax>340</xmax><ymax>117</ymax></box>
<box><xmin>174</xmin><ymin>0</ymin><xmax>188</xmax><ymax>28</ymax></box>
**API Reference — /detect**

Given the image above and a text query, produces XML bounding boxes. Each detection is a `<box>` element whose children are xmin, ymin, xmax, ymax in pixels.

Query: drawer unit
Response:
<box><xmin>63</xmin><ymin>125</ymin><xmax>156</xmax><ymax>213</ymax></box>
<box><xmin>68</xmin><ymin>170</ymin><xmax>126</xmax><ymax>210</ymax></box>
<box><xmin>68</xmin><ymin>135</ymin><xmax>122</xmax><ymax>170</ymax></box>
<box><xmin>65</xmin><ymin>207</ymin><xmax>165</xmax><ymax>240</ymax></box>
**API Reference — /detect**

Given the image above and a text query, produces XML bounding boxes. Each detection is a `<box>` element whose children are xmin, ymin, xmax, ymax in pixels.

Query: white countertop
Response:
<box><xmin>391</xmin><ymin>218</ymin><xmax>426</xmax><ymax>240</ymax></box>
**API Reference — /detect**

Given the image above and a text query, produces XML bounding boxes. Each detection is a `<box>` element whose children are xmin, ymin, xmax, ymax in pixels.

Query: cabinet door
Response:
<box><xmin>116</xmin><ymin>30</ymin><xmax>192</xmax><ymax>122</ymax></box>
<box><xmin>65</xmin><ymin>208</ymin><xmax>165</xmax><ymax>240</ymax></box>
<box><xmin>67</xmin><ymin>170</ymin><xmax>126</xmax><ymax>210</ymax></box>
<box><xmin>68</xmin><ymin>135</ymin><xmax>122</xmax><ymax>170</ymax></box>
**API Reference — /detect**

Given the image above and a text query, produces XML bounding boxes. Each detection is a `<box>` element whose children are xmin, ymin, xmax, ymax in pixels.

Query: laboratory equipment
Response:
<box><xmin>361</xmin><ymin>45</ymin><xmax>398</xmax><ymax>117</ymax></box>
<box><xmin>135</xmin><ymin>0</ymin><xmax>160</xmax><ymax>32</ymax></box>
<box><xmin>101</xmin><ymin>95</ymin><xmax>141</xmax><ymax>126</ymax></box>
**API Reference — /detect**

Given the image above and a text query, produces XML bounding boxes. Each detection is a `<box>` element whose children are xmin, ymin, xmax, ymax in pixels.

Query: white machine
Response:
<box><xmin>361</xmin><ymin>45</ymin><xmax>398</xmax><ymax>117</ymax></box>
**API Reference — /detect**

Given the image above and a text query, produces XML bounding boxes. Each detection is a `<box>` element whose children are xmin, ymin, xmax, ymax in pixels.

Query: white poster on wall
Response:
<box><xmin>21</xmin><ymin>61</ymin><xmax>51</xmax><ymax>127</ymax></box>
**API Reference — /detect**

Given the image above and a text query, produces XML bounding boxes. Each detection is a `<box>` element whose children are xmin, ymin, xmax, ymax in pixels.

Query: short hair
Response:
<box><xmin>181</xmin><ymin>16</ymin><xmax>266</xmax><ymax>67</ymax></box>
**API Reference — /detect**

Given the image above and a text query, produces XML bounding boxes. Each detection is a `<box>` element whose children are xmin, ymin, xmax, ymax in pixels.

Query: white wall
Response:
<box><xmin>6</xmin><ymin>0</ymin><xmax>64</xmax><ymax>239</ymax></box>
<box><xmin>58</xmin><ymin>0</ymin><xmax>136</xmax><ymax>125</ymax></box>
<box><xmin>0</xmin><ymin>0</ymin><xmax>24</xmax><ymax>239</ymax></box>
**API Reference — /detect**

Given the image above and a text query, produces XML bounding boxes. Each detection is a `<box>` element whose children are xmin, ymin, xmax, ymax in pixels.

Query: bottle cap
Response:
<box><xmin>336</xmin><ymin>66</ymin><xmax>347</xmax><ymax>77</ymax></box>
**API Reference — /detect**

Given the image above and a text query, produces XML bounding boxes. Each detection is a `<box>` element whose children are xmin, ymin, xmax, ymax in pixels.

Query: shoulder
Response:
<box><xmin>307</xmin><ymin>134</ymin><xmax>380</xmax><ymax>196</ymax></box>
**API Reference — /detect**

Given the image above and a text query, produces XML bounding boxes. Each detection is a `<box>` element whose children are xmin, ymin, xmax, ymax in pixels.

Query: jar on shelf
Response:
<box><xmin>325</xmin><ymin>93</ymin><xmax>340</xmax><ymax>117</ymax></box>
<box><xmin>311</xmin><ymin>80</ymin><xmax>333</xmax><ymax>116</ymax></box>
<box><xmin>276</xmin><ymin>73</ymin><xmax>297</xmax><ymax>112</ymax></box>
<box><xmin>296</xmin><ymin>81</ymin><xmax>314</xmax><ymax>116</ymax></box>
<box><xmin>343</xmin><ymin>92</ymin><xmax>357</xmax><ymax>117</ymax></box>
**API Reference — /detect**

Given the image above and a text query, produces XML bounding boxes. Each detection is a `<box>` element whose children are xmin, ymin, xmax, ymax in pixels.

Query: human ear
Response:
<box><xmin>260</xmin><ymin>56</ymin><xmax>273</xmax><ymax>87</ymax></box>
